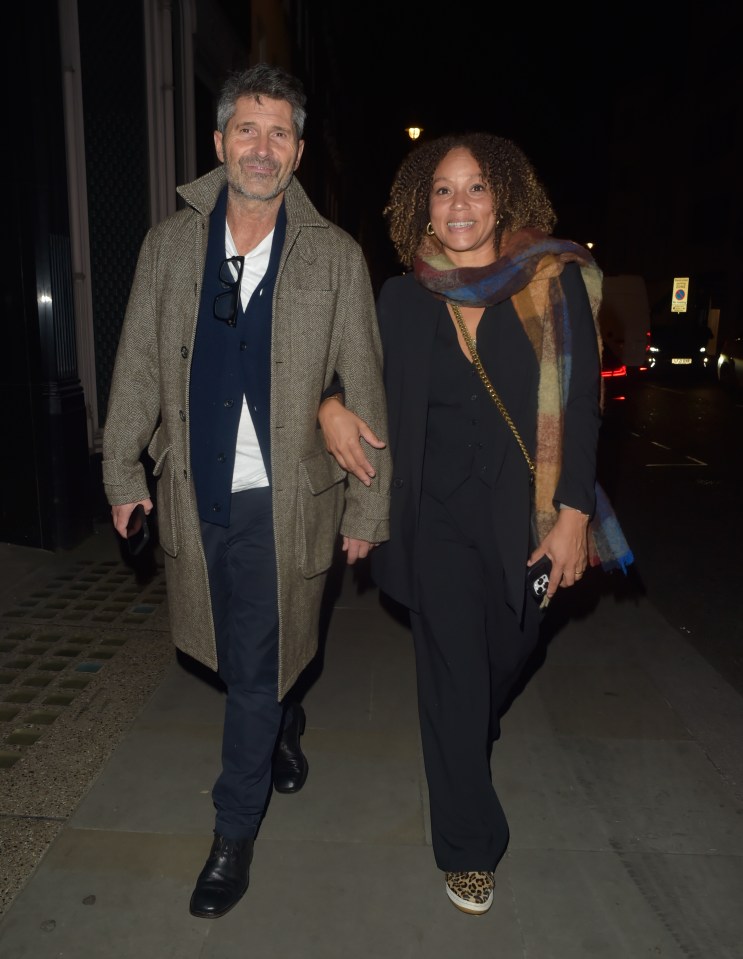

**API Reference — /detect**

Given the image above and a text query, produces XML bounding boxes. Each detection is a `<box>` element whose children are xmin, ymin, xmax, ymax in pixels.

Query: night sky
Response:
<box><xmin>318</xmin><ymin>2</ymin><xmax>700</xmax><ymax>273</ymax></box>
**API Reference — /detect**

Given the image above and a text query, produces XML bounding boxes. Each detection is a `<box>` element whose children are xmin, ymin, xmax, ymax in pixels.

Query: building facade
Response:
<box><xmin>2</xmin><ymin>0</ymin><xmax>336</xmax><ymax>549</ymax></box>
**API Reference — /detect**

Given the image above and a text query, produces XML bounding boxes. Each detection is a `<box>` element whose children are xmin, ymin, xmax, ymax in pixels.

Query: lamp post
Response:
<box><xmin>406</xmin><ymin>127</ymin><xmax>423</xmax><ymax>140</ymax></box>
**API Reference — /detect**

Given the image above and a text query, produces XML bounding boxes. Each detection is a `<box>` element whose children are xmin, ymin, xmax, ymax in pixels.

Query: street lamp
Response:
<box><xmin>406</xmin><ymin>127</ymin><xmax>423</xmax><ymax>140</ymax></box>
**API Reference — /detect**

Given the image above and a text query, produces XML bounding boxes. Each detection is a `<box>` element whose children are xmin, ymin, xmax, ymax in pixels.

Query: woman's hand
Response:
<box><xmin>318</xmin><ymin>395</ymin><xmax>386</xmax><ymax>487</ymax></box>
<box><xmin>528</xmin><ymin>507</ymin><xmax>589</xmax><ymax>601</ymax></box>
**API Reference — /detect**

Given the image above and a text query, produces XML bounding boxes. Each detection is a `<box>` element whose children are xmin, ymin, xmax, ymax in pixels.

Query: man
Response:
<box><xmin>102</xmin><ymin>63</ymin><xmax>390</xmax><ymax>919</ymax></box>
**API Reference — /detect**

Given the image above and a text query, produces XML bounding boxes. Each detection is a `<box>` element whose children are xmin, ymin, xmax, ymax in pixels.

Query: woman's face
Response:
<box><xmin>429</xmin><ymin>147</ymin><xmax>497</xmax><ymax>267</ymax></box>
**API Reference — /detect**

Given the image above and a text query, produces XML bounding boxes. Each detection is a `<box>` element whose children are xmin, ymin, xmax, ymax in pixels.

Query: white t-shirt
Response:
<box><xmin>224</xmin><ymin>224</ymin><xmax>273</xmax><ymax>491</ymax></box>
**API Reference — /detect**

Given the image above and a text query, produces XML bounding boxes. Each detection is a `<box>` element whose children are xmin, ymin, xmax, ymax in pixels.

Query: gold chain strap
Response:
<box><xmin>449</xmin><ymin>302</ymin><xmax>535</xmax><ymax>479</ymax></box>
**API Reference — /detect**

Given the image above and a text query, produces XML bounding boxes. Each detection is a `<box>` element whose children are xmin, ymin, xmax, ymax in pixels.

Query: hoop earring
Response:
<box><xmin>426</xmin><ymin>222</ymin><xmax>435</xmax><ymax>236</ymax></box>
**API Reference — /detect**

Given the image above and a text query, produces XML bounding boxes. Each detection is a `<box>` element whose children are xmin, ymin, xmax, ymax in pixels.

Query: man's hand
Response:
<box><xmin>318</xmin><ymin>395</ymin><xmax>386</xmax><ymax>487</ymax></box>
<box><xmin>342</xmin><ymin>536</ymin><xmax>377</xmax><ymax>565</ymax></box>
<box><xmin>111</xmin><ymin>499</ymin><xmax>154</xmax><ymax>538</ymax></box>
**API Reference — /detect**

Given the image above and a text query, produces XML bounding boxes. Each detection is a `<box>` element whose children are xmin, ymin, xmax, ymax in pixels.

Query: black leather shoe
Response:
<box><xmin>189</xmin><ymin>834</ymin><xmax>254</xmax><ymax>918</ymax></box>
<box><xmin>272</xmin><ymin>702</ymin><xmax>309</xmax><ymax>794</ymax></box>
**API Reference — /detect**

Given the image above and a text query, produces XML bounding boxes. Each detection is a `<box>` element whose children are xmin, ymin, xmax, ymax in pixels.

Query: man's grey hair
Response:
<box><xmin>216</xmin><ymin>63</ymin><xmax>307</xmax><ymax>140</ymax></box>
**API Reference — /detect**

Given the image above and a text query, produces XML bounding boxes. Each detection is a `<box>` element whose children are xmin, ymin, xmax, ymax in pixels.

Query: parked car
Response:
<box><xmin>601</xmin><ymin>342</ymin><xmax>629</xmax><ymax>406</ymax></box>
<box><xmin>646</xmin><ymin>319</ymin><xmax>713</xmax><ymax>378</ymax></box>
<box><xmin>716</xmin><ymin>337</ymin><xmax>743</xmax><ymax>390</ymax></box>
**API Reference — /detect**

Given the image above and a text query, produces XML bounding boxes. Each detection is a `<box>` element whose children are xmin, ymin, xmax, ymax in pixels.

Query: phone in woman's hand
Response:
<box><xmin>527</xmin><ymin>555</ymin><xmax>552</xmax><ymax>606</ymax></box>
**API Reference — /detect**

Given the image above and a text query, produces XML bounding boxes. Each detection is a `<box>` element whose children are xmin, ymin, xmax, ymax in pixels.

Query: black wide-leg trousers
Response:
<box><xmin>200</xmin><ymin>487</ymin><xmax>283</xmax><ymax>841</ymax></box>
<box><xmin>409</xmin><ymin>479</ymin><xmax>540</xmax><ymax>872</ymax></box>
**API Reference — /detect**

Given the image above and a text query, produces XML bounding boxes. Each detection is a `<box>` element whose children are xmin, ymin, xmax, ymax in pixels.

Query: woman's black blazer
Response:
<box><xmin>370</xmin><ymin>265</ymin><xmax>601</xmax><ymax>616</ymax></box>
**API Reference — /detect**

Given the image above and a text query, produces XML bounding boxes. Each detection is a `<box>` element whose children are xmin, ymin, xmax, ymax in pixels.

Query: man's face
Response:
<box><xmin>214</xmin><ymin>95</ymin><xmax>304</xmax><ymax>202</ymax></box>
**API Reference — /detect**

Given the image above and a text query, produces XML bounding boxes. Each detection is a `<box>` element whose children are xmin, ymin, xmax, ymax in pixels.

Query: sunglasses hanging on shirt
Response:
<box><xmin>213</xmin><ymin>255</ymin><xmax>245</xmax><ymax>327</ymax></box>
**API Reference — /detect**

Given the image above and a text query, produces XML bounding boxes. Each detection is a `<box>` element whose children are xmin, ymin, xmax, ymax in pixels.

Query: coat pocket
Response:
<box><xmin>296</xmin><ymin>450</ymin><xmax>346</xmax><ymax>577</ymax></box>
<box><xmin>147</xmin><ymin>432</ymin><xmax>179</xmax><ymax>557</ymax></box>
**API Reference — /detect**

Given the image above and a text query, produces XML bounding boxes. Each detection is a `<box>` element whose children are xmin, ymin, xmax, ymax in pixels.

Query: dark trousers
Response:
<box><xmin>200</xmin><ymin>487</ymin><xmax>283</xmax><ymax>841</ymax></box>
<box><xmin>410</xmin><ymin>480</ymin><xmax>540</xmax><ymax>872</ymax></box>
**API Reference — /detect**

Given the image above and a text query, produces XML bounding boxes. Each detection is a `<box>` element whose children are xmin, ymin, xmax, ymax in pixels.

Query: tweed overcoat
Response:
<box><xmin>103</xmin><ymin>167</ymin><xmax>391</xmax><ymax>698</ymax></box>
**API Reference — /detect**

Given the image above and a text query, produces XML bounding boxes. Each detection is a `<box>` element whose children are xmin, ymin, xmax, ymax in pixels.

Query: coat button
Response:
<box><xmin>181</xmin><ymin>346</ymin><xmax>189</xmax><ymax>358</ymax></box>
<box><xmin>212</xmin><ymin>503</ymin><xmax>221</xmax><ymax>512</ymax></box>
<box><xmin>217</xmin><ymin>453</ymin><xmax>225</xmax><ymax>463</ymax></box>
<box><xmin>393</xmin><ymin>478</ymin><xmax>404</xmax><ymax>488</ymax></box>
<box><xmin>179</xmin><ymin>410</ymin><xmax>186</xmax><ymax>421</ymax></box>
<box><xmin>224</xmin><ymin>399</ymin><xmax>234</xmax><ymax>408</ymax></box>
<box><xmin>240</xmin><ymin>341</ymin><xmax>247</xmax><ymax>351</ymax></box>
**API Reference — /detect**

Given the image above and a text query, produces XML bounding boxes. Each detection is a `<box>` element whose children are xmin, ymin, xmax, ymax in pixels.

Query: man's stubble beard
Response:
<box><xmin>226</xmin><ymin>156</ymin><xmax>297</xmax><ymax>202</ymax></box>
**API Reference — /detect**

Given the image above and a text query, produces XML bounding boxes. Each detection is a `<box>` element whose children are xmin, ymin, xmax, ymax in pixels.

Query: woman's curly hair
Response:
<box><xmin>383</xmin><ymin>132</ymin><xmax>557</xmax><ymax>269</ymax></box>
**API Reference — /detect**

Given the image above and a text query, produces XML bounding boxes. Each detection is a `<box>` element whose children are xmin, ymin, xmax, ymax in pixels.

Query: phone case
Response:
<box><xmin>527</xmin><ymin>555</ymin><xmax>552</xmax><ymax>605</ymax></box>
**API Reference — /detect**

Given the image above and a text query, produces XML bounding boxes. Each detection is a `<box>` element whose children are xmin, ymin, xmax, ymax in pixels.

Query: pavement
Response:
<box><xmin>0</xmin><ymin>520</ymin><xmax>742</xmax><ymax>958</ymax></box>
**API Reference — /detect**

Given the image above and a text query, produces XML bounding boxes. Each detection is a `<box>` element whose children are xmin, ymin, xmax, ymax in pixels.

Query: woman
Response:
<box><xmin>319</xmin><ymin>133</ymin><xmax>632</xmax><ymax>915</ymax></box>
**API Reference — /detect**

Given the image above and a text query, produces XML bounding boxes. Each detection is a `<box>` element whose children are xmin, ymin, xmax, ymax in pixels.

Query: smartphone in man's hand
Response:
<box><xmin>126</xmin><ymin>504</ymin><xmax>150</xmax><ymax>556</ymax></box>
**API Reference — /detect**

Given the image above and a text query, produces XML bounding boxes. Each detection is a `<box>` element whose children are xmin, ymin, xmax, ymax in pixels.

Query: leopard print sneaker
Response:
<box><xmin>445</xmin><ymin>871</ymin><xmax>495</xmax><ymax>915</ymax></box>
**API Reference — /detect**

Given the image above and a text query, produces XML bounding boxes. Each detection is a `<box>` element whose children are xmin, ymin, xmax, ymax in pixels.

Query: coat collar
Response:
<box><xmin>176</xmin><ymin>165</ymin><xmax>327</xmax><ymax>231</ymax></box>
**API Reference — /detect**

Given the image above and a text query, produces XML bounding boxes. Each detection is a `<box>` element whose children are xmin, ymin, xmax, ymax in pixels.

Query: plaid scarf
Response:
<box><xmin>414</xmin><ymin>228</ymin><xmax>634</xmax><ymax>574</ymax></box>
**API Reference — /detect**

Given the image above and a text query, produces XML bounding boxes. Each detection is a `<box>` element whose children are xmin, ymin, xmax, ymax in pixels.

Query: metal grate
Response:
<box><xmin>0</xmin><ymin>560</ymin><xmax>168</xmax><ymax>768</ymax></box>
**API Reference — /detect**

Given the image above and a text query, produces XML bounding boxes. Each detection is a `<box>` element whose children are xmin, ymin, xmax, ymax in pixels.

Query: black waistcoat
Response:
<box><xmin>189</xmin><ymin>187</ymin><xmax>286</xmax><ymax>526</ymax></box>
<box><xmin>421</xmin><ymin>310</ymin><xmax>513</xmax><ymax>502</ymax></box>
